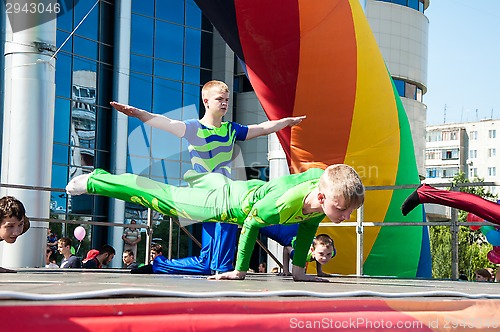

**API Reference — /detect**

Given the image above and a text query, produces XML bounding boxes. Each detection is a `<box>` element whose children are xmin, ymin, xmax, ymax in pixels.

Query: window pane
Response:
<box><xmin>185</xmin><ymin>28</ymin><xmax>201</xmax><ymax>66</ymax></box>
<box><xmin>131</xmin><ymin>55</ymin><xmax>153</xmax><ymax>75</ymax></box>
<box><xmin>155</xmin><ymin>21</ymin><xmax>183</xmax><ymax>62</ymax></box>
<box><xmin>74</xmin><ymin>0</ymin><xmax>98</xmax><ymax>40</ymax></box>
<box><xmin>53</xmin><ymin>143</ymin><xmax>69</xmax><ymax>165</ymax></box>
<box><xmin>51</xmin><ymin>164</ymin><xmax>69</xmax><ymax>212</ymax></box>
<box><xmin>132</xmin><ymin>0</ymin><xmax>154</xmax><ymax>16</ymax></box>
<box><xmin>74</xmin><ymin>36</ymin><xmax>98</xmax><ymax>60</ymax></box>
<box><xmin>153</xmin><ymin>78</ymin><xmax>183</xmax><ymax>114</ymax></box>
<box><xmin>156</xmin><ymin>0</ymin><xmax>184</xmax><ymax>24</ymax></box>
<box><xmin>54</xmin><ymin>98</ymin><xmax>71</xmax><ymax>144</ymax></box>
<box><xmin>154</xmin><ymin>59</ymin><xmax>182</xmax><ymax>80</ymax></box>
<box><xmin>184</xmin><ymin>66</ymin><xmax>200</xmax><ymax>85</ymax></box>
<box><xmin>129</xmin><ymin>73</ymin><xmax>153</xmax><ymax>110</ymax></box>
<box><xmin>393</xmin><ymin>79</ymin><xmax>405</xmax><ymax>97</ymax></box>
<box><xmin>186</xmin><ymin>0</ymin><xmax>202</xmax><ymax>28</ymax></box>
<box><xmin>56</xmin><ymin>54</ymin><xmax>72</xmax><ymax>98</ymax></box>
<box><xmin>131</xmin><ymin>15</ymin><xmax>154</xmax><ymax>56</ymax></box>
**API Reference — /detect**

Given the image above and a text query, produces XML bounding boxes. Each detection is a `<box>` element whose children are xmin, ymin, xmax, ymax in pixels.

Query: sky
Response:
<box><xmin>424</xmin><ymin>1</ymin><xmax>500</xmax><ymax>125</ymax></box>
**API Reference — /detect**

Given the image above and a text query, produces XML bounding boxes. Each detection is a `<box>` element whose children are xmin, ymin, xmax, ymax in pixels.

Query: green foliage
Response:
<box><xmin>430</xmin><ymin>172</ymin><xmax>497</xmax><ymax>280</ymax></box>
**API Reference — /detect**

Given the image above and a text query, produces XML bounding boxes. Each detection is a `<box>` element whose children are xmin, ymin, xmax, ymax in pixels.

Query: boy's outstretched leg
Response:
<box><xmin>401</xmin><ymin>183</ymin><xmax>500</xmax><ymax>225</ymax></box>
<box><xmin>401</xmin><ymin>184</ymin><xmax>423</xmax><ymax>216</ymax></box>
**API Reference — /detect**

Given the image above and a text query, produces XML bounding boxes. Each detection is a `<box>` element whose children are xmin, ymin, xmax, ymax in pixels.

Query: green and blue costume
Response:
<box><xmin>86</xmin><ymin>167</ymin><xmax>326</xmax><ymax>271</ymax></box>
<box><xmin>153</xmin><ymin>119</ymin><xmax>247</xmax><ymax>274</ymax></box>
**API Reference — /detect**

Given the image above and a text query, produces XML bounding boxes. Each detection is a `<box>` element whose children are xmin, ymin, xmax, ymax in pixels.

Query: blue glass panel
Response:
<box><xmin>419</xmin><ymin>0</ymin><xmax>424</xmax><ymax>12</ymax></box>
<box><xmin>183</xmin><ymin>83</ymin><xmax>201</xmax><ymax>113</ymax></box>
<box><xmin>53</xmin><ymin>143</ymin><xmax>69</xmax><ymax>164</ymax></box>
<box><xmin>131</xmin><ymin>54</ymin><xmax>153</xmax><ymax>75</ymax></box>
<box><xmin>131</xmin><ymin>14</ymin><xmax>154</xmax><ymax>57</ymax></box>
<box><xmin>153</xmin><ymin>78</ymin><xmax>183</xmax><ymax>116</ymax></box>
<box><xmin>74</xmin><ymin>0</ymin><xmax>98</xmax><ymax>40</ymax></box>
<box><xmin>408</xmin><ymin>0</ymin><xmax>418</xmax><ymax>10</ymax></box>
<box><xmin>132</xmin><ymin>0</ymin><xmax>154</xmax><ymax>16</ymax></box>
<box><xmin>129</xmin><ymin>73</ymin><xmax>153</xmax><ymax>110</ymax></box>
<box><xmin>127</xmin><ymin>155</ymin><xmax>152</xmax><ymax>175</ymax></box>
<box><xmin>149</xmin><ymin>159</ymin><xmax>168</xmax><ymax>180</ymax></box>
<box><xmin>154</xmin><ymin>21</ymin><xmax>183</xmax><ymax>62</ymax></box>
<box><xmin>151</xmin><ymin>127</ymin><xmax>182</xmax><ymax>159</ymax></box>
<box><xmin>51</xmin><ymin>164</ymin><xmax>68</xmax><ymax>212</ymax></box>
<box><xmin>392</xmin><ymin>0</ymin><xmax>406</xmax><ymax>6</ymax></box>
<box><xmin>185</xmin><ymin>28</ymin><xmax>201</xmax><ymax>66</ymax></box>
<box><xmin>183</xmin><ymin>66</ymin><xmax>200</xmax><ymax>85</ymax></box>
<box><xmin>393</xmin><ymin>79</ymin><xmax>405</xmax><ymax>97</ymax></box>
<box><xmin>186</xmin><ymin>0</ymin><xmax>202</xmax><ymax>28</ymax></box>
<box><xmin>128</xmin><ymin>123</ymin><xmax>151</xmax><ymax>158</ymax></box>
<box><xmin>153</xmin><ymin>59</ymin><xmax>182</xmax><ymax>80</ymax></box>
<box><xmin>156</xmin><ymin>0</ymin><xmax>184</xmax><ymax>24</ymax></box>
<box><xmin>56</xmin><ymin>30</ymin><xmax>72</xmax><ymax>53</ymax></box>
<box><xmin>56</xmin><ymin>1</ymin><xmax>73</xmax><ymax>32</ymax></box>
<box><xmin>54</xmin><ymin>98</ymin><xmax>71</xmax><ymax>144</ymax></box>
<box><xmin>56</xmin><ymin>54</ymin><xmax>72</xmax><ymax>99</ymax></box>
<box><xmin>74</xmin><ymin>36</ymin><xmax>98</xmax><ymax>60</ymax></box>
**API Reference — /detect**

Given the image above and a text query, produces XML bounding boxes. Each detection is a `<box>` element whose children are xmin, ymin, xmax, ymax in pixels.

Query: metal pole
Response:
<box><xmin>144</xmin><ymin>208</ymin><xmax>153</xmax><ymax>264</ymax></box>
<box><xmin>168</xmin><ymin>217</ymin><xmax>173</xmax><ymax>259</ymax></box>
<box><xmin>356</xmin><ymin>205</ymin><xmax>364</xmax><ymax>276</ymax></box>
<box><xmin>450</xmin><ymin>187</ymin><xmax>459</xmax><ymax>280</ymax></box>
<box><xmin>266</xmin><ymin>133</ymin><xmax>289</xmax><ymax>270</ymax></box>
<box><xmin>1</xmin><ymin>8</ymin><xmax>56</xmax><ymax>268</ymax></box>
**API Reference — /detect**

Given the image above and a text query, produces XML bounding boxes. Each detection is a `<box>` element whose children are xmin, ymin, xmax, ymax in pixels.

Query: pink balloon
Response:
<box><xmin>74</xmin><ymin>226</ymin><xmax>86</xmax><ymax>241</ymax></box>
<box><xmin>487</xmin><ymin>250</ymin><xmax>500</xmax><ymax>264</ymax></box>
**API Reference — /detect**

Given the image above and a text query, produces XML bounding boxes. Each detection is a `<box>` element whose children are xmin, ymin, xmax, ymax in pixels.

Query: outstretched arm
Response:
<box><xmin>245</xmin><ymin>116</ymin><xmax>306</xmax><ymax>140</ymax></box>
<box><xmin>110</xmin><ymin>101</ymin><xmax>186</xmax><ymax>138</ymax></box>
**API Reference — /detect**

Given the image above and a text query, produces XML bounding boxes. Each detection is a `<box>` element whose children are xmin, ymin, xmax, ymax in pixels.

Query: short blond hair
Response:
<box><xmin>319</xmin><ymin>164</ymin><xmax>364</xmax><ymax>209</ymax></box>
<box><xmin>202</xmin><ymin>80</ymin><xmax>229</xmax><ymax>99</ymax></box>
<box><xmin>313</xmin><ymin>234</ymin><xmax>334</xmax><ymax>248</ymax></box>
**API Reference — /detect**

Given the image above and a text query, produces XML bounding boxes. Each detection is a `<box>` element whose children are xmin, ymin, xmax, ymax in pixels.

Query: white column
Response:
<box><xmin>108</xmin><ymin>1</ymin><xmax>131</xmax><ymax>268</ymax></box>
<box><xmin>0</xmin><ymin>12</ymin><xmax>56</xmax><ymax>267</ymax></box>
<box><xmin>266</xmin><ymin>133</ymin><xmax>289</xmax><ymax>271</ymax></box>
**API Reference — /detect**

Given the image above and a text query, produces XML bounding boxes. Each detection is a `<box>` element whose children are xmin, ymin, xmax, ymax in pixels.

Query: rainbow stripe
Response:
<box><xmin>194</xmin><ymin>0</ymin><xmax>430</xmax><ymax>277</ymax></box>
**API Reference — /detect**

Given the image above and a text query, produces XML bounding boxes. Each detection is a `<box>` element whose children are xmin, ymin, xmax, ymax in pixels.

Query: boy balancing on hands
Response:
<box><xmin>0</xmin><ymin>196</ymin><xmax>30</xmax><ymax>273</ymax></box>
<box><xmin>66</xmin><ymin>163</ymin><xmax>364</xmax><ymax>282</ymax></box>
<box><xmin>111</xmin><ymin>80</ymin><xmax>305</xmax><ymax>275</ymax></box>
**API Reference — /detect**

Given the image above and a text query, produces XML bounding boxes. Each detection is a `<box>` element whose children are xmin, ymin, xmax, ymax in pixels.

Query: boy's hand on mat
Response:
<box><xmin>208</xmin><ymin>270</ymin><xmax>246</xmax><ymax>280</ymax></box>
<box><xmin>292</xmin><ymin>265</ymin><xmax>330</xmax><ymax>282</ymax></box>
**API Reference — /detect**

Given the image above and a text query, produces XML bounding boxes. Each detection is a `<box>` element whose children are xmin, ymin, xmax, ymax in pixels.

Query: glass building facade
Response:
<box><xmin>0</xmin><ymin>0</ymin><xmax>215</xmax><ymax>252</ymax></box>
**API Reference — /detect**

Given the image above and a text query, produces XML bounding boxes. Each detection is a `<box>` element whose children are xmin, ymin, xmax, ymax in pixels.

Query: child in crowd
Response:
<box><xmin>0</xmin><ymin>196</ymin><xmax>30</xmax><ymax>273</ymax></box>
<box><xmin>66</xmin><ymin>163</ymin><xmax>364</xmax><ymax>282</ymax></box>
<box><xmin>260</xmin><ymin>225</ymin><xmax>336</xmax><ymax>277</ymax></box>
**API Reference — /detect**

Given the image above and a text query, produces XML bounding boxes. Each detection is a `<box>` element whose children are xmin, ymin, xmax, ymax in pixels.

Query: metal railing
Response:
<box><xmin>2</xmin><ymin>180</ymin><xmax>498</xmax><ymax>278</ymax></box>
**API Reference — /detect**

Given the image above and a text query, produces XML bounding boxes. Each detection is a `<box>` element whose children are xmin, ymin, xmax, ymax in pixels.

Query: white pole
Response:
<box><xmin>0</xmin><ymin>10</ymin><xmax>56</xmax><ymax>267</ymax></box>
<box><xmin>108</xmin><ymin>1</ymin><xmax>132</xmax><ymax>267</ymax></box>
<box><xmin>266</xmin><ymin>133</ymin><xmax>289</xmax><ymax>271</ymax></box>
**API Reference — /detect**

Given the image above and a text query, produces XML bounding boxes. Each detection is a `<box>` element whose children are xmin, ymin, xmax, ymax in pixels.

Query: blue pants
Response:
<box><xmin>152</xmin><ymin>222</ymin><xmax>238</xmax><ymax>274</ymax></box>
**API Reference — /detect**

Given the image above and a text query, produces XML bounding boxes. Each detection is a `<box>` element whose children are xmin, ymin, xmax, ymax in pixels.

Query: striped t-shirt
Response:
<box><xmin>183</xmin><ymin>119</ymin><xmax>248</xmax><ymax>177</ymax></box>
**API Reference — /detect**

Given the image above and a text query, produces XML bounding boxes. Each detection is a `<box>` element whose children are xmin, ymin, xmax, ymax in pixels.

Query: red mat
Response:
<box><xmin>5</xmin><ymin>299</ymin><xmax>500</xmax><ymax>331</ymax></box>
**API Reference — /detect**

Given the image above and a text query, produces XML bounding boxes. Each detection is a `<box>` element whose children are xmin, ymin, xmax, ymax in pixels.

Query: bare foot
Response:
<box><xmin>65</xmin><ymin>174</ymin><xmax>90</xmax><ymax>196</ymax></box>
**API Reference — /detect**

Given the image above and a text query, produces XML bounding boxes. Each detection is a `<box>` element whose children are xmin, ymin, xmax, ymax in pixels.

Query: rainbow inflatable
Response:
<box><xmin>195</xmin><ymin>0</ymin><xmax>431</xmax><ymax>277</ymax></box>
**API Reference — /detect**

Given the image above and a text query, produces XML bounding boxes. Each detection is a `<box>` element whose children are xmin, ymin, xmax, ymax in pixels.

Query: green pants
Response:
<box><xmin>87</xmin><ymin>169</ymin><xmax>261</xmax><ymax>225</ymax></box>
